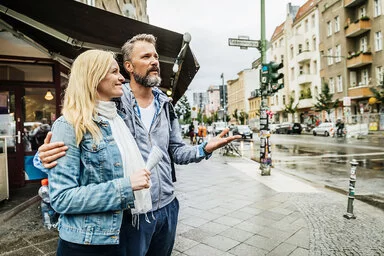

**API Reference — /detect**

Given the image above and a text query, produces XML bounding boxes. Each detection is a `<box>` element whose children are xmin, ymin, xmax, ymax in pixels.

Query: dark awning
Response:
<box><xmin>0</xmin><ymin>0</ymin><xmax>199</xmax><ymax>102</ymax></box>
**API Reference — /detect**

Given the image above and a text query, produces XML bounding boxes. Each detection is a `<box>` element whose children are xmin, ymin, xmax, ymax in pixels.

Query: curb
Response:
<box><xmin>0</xmin><ymin>195</ymin><xmax>40</xmax><ymax>223</ymax></box>
<box><xmin>325</xmin><ymin>185</ymin><xmax>384</xmax><ymax>211</ymax></box>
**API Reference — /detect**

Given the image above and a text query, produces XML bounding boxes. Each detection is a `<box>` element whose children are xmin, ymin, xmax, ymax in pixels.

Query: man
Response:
<box><xmin>35</xmin><ymin>34</ymin><xmax>240</xmax><ymax>256</ymax></box>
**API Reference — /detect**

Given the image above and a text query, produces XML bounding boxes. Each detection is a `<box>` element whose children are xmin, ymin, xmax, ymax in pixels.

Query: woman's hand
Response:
<box><xmin>130</xmin><ymin>169</ymin><xmax>151</xmax><ymax>191</ymax></box>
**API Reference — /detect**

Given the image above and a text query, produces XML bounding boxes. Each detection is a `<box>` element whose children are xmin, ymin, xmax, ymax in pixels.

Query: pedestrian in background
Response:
<box><xmin>35</xmin><ymin>34</ymin><xmax>240</xmax><ymax>256</ymax></box>
<box><xmin>43</xmin><ymin>49</ymin><xmax>151</xmax><ymax>255</ymax></box>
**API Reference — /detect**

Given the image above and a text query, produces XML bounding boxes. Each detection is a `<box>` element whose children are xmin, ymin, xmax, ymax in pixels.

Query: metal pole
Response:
<box><xmin>259</xmin><ymin>0</ymin><xmax>271</xmax><ymax>175</ymax></box>
<box><xmin>222</xmin><ymin>73</ymin><xmax>226</xmax><ymax>124</ymax></box>
<box><xmin>343</xmin><ymin>159</ymin><xmax>358</xmax><ymax>219</ymax></box>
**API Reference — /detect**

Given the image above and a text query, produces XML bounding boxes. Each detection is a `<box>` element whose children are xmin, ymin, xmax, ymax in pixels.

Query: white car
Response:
<box><xmin>312</xmin><ymin>122</ymin><xmax>335</xmax><ymax>136</ymax></box>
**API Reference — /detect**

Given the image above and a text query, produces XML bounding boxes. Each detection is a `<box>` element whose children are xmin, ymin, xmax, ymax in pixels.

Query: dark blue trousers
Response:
<box><xmin>57</xmin><ymin>198</ymin><xmax>179</xmax><ymax>256</ymax></box>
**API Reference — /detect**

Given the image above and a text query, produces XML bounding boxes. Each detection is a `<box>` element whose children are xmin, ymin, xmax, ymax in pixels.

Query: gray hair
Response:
<box><xmin>121</xmin><ymin>34</ymin><xmax>157</xmax><ymax>62</ymax></box>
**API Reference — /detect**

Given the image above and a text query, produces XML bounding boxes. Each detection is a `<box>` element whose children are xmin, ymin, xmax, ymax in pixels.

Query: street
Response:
<box><xmin>231</xmin><ymin>132</ymin><xmax>384</xmax><ymax>206</ymax></box>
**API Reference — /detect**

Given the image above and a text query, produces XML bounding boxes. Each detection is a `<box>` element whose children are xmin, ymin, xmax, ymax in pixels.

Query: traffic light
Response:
<box><xmin>268</xmin><ymin>61</ymin><xmax>284</xmax><ymax>94</ymax></box>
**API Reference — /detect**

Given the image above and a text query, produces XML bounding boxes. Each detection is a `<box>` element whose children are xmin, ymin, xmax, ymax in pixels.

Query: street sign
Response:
<box><xmin>228</xmin><ymin>38</ymin><xmax>261</xmax><ymax>49</ymax></box>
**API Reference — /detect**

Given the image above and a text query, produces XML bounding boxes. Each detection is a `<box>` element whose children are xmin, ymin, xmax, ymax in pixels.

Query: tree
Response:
<box><xmin>239</xmin><ymin>111</ymin><xmax>249</xmax><ymax>125</ymax></box>
<box><xmin>284</xmin><ymin>95</ymin><xmax>298</xmax><ymax>121</ymax></box>
<box><xmin>232</xmin><ymin>109</ymin><xmax>239</xmax><ymax>124</ymax></box>
<box><xmin>370</xmin><ymin>75</ymin><xmax>384</xmax><ymax>107</ymax></box>
<box><xmin>313</xmin><ymin>83</ymin><xmax>339</xmax><ymax>117</ymax></box>
<box><xmin>174</xmin><ymin>95</ymin><xmax>191</xmax><ymax>124</ymax></box>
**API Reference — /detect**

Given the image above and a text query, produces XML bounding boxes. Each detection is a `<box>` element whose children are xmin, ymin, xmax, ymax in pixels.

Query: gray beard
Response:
<box><xmin>133</xmin><ymin>72</ymin><xmax>162</xmax><ymax>88</ymax></box>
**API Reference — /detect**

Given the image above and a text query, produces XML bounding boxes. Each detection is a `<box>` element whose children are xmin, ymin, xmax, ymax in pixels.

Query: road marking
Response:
<box><xmin>273</xmin><ymin>152</ymin><xmax>384</xmax><ymax>161</ymax></box>
<box><xmin>227</xmin><ymin>161</ymin><xmax>321</xmax><ymax>193</ymax></box>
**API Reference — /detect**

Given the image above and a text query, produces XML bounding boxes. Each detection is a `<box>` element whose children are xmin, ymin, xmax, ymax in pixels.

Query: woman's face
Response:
<box><xmin>97</xmin><ymin>59</ymin><xmax>125</xmax><ymax>101</ymax></box>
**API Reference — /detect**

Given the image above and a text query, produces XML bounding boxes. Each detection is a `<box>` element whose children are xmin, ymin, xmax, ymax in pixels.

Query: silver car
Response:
<box><xmin>312</xmin><ymin>122</ymin><xmax>335</xmax><ymax>136</ymax></box>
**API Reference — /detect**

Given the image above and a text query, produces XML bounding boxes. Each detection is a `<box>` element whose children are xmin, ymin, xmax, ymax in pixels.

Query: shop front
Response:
<box><xmin>0</xmin><ymin>0</ymin><xmax>199</xmax><ymax>188</ymax></box>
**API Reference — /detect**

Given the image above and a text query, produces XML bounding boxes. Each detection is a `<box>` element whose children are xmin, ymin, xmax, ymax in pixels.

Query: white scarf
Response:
<box><xmin>95</xmin><ymin>101</ymin><xmax>152</xmax><ymax>219</ymax></box>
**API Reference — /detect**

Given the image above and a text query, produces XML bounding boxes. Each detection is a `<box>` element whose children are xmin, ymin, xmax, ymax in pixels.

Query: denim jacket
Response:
<box><xmin>48</xmin><ymin>113</ymin><xmax>135</xmax><ymax>245</ymax></box>
<box><xmin>118</xmin><ymin>84</ymin><xmax>209</xmax><ymax>211</ymax></box>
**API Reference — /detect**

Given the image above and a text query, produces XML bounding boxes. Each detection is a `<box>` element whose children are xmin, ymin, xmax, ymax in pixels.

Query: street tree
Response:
<box><xmin>232</xmin><ymin>109</ymin><xmax>239</xmax><ymax>124</ymax></box>
<box><xmin>174</xmin><ymin>95</ymin><xmax>191</xmax><ymax>124</ymax></box>
<box><xmin>369</xmin><ymin>75</ymin><xmax>384</xmax><ymax>109</ymax></box>
<box><xmin>284</xmin><ymin>95</ymin><xmax>298</xmax><ymax>121</ymax></box>
<box><xmin>239</xmin><ymin>111</ymin><xmax>249</xmax><ymax>125</ymax></box>
<box><xmin>313</xmin><ymin>83</ymin><xmax>339</xmax><ymax>118</ymax></box>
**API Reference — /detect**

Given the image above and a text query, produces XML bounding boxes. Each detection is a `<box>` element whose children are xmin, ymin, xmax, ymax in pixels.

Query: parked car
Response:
<box><xmin>212</xmin><ymin>121</ymin><xmax>227</xmax><ymax>136</ymax></box>
<box><xmin>275</xmin><ymin>122</ymin><xmax>302</xmax><ymax>134</ymax></box>
<box><xmin>232</xmin><ymin>125</ymin><xmax>253</xmax><ymax>139</ymax></box>
<box><xmin>269</xmin><ymin>123</ymin><xmax>280</xmax><ymax>134</ymax></box>
<box><xmin>312</xmin><ymin>122</ymin><xmax>335</xmax><ymax>136</ymax></box>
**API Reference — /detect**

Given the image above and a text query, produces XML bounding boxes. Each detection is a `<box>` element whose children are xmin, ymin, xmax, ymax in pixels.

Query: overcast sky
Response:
<box><xmin>147</xmin><ymin>0</ymin><xmax>307</xmax><ymax>94</ymax></box>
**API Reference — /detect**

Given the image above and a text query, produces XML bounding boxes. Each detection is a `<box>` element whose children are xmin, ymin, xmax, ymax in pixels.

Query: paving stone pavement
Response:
<box><xmin>1</xmin><ymin>152</ymin><xmax>383</xmax><ymax>255</ymax></box>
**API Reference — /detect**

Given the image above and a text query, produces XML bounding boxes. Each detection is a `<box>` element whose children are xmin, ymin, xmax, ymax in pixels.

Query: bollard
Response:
<box><xmin>343</xmin><ymin>159</ymin><xmax>358</xmax><ymax>219</ymax></box>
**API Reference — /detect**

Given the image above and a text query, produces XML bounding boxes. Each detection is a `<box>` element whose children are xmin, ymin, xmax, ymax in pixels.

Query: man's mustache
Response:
<box><xmin>147</xmin><ymin>67</ymin><xmax>160</xmax><ymax>74</ymax></box>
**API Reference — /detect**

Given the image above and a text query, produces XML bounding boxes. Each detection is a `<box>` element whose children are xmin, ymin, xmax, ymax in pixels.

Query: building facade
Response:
<box><xmin>227</xmin><ymin>68</ymin><xmax>258</xmax><ymax>124</ymax></box>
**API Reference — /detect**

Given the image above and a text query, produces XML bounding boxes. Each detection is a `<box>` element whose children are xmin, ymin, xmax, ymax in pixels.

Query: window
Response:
<box><xmin>290</xmin><ymin>46</ymin><xmax>294</xmax><ymax>58</ymax></box>
<box><xmin>313</xmin><ymin>60</ymin><xmax>317</xmax><ymax>74</ymax></box>
<box><xmin>298</xmin><ymin>44</ymin><xmax>303</xmax><ymax>54</ymax></box>
<box><xmin>360</xmin><ymin>36</ymin><xmax>368</xmax><ymax>52</ymax></box>
<box><xmin>337</xmin><ymin>75</ymin><xmax>343</xmax><ymax>92</ymax></box>
<box><xmin>291</xmin><ymin>67</ymin><xmax>295</xmax><ymax>81</ymax></box>
<box><xmin>329</xmin><ymin>78</ymin><xmax>335</xmax><ymax>93</ymax></box>
<box><xmin>299</xmin><ymin>66</ymin><xmax>304</xmax><ymax>75</ymax></box>
<box><xmin>374</xmin><ymin>0</ymin><xmax>382</xmax><ymax>17</ymax></box>
<box><xmin>275</xmin><ymin>95</ymin><xmax>279</xmax><ymax>105</ymax></box>
<box><xmin>281</xmin><ymin>55</ymin><xmax>284</xmax><ymax>64</ymax></box>
<box><xmin>305</xmin><ymin>19</ymin><xmax>309</xmax><ymax>32</ymax></box>
<box><xmin>311</xmin><ymin>14</ymin><xmax>316</xmax><ymax>28</ymax></box>
<box><xmin>279</xmin><ymin>38</ymin><xmax>284</xmax><ymax>47</ymax></box>
<box><xmin>335</xmin><ymin>45</ymin><xmax>341</xmax><ymax>63</ymax></box>
<box><xmin>360</xmin><ymin>7</ymin><xmax>366</xmax><ymax>17</ymax></box>
<box><xmin>283</xmin><ymin>95</ymin><xmax>286</xmax><ymax>105</ymax></box>
<box><xmin>334</xmin><ymin>16</ymin><xmax>340</xmax><ymax>32</ymax></box>
<box><xmin>376</xmin><ymin>66</ymin><xmax>383</xmax><ymax>84</ymax></box>
<box><xmin>361</xmin><ymin>69</ymin><xmax>369</xmax><ymax>85</ymax></box>
<box><xmin>313</xmin><ymin>37</ymin><xmax>317</xmax><ymax>51</ymax></box>
<box><xmin>306</xmin><ymin>40</ymin><xmax>310</xmax><ymax>51</ymax></box>
<box><xmin>327</xmin><ymin>21</ymin><xmax>332</xmax><ymax>36</ymax></box>
<box><xmin>375</xmin><ymin>31</ymin><xmax>382</xmax><ymax>51</ymax></box>
<box><xmin>327</xmin><ymin>48</ymin><xmax>334</xmax><ymax>65</ymax></box>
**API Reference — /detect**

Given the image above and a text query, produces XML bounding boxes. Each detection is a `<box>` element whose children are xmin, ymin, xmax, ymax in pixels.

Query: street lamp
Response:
<box><xmin>221</xmin><ymin>73</ymin><xmax>226</xmax><ymax>124</ymax></box>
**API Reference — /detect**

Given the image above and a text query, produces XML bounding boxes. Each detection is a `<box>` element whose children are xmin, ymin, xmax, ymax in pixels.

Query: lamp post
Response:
<box><xmin>221</xmin><ymin>73</ymin><xmax>226</xmax><ymax>124</ymax></box>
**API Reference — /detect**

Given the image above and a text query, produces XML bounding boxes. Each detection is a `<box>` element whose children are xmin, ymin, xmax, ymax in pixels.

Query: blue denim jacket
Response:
<box><xmin>48</xmin><ymin>114</ymin><xmax>135</xmax><ymax>245</ymax></box>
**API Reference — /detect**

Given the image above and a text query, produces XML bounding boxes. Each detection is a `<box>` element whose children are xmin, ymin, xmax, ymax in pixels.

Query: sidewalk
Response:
<box><xmin>1</xmin><ymin>152</ymin><xmax>383</xmax><ymax>255</ymax></box>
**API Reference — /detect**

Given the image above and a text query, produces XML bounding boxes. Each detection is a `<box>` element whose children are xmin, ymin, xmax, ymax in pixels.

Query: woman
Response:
<box><xmin>48</xmin><ymin>49</ymin><xmax>152</xmax><ymax>255</ymax></box>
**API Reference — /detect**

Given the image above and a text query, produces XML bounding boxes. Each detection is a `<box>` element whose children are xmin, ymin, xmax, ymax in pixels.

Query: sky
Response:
<box><xmin>147</xmin><ymin>0</ymin><xmax>307</xmax><ymax>95</ymax></box>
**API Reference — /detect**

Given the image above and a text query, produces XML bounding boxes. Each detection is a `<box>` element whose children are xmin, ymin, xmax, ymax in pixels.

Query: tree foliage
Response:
<box><xmin>232</xmin><ymin>109</ymin><xmax>239</xmax><ymax>124</ymax></box>
<box><xmin>174</xmin><ymin>95</ymin><xmax>191</xmax><ymax>124</ymax></box>
<box><xmin>313</xmin><ymin>83</ymin><xmax>339</xmax><ymax>115</ymax></box>
<box><xmin>284</xmin><ymin>95</ymin><xmax>298</xmax><ymax>114</ymax></box>
<box><xmin>370</xmin><ymin>76</ymin><xmax>384</xmax><ymax>104</ymax></box>
<box><xmin>239</xmin><ymin>111</ymin><xmax>249</xmax><ymax>125</ymax></box>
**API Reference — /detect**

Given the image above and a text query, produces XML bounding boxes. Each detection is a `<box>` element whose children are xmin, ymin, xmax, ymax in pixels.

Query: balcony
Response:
<box><xmin>345</xmin><ymin>19</ymin><xmax>371</xmax><ymax>37</ymax></box>
<box><xmin>298</xmin><ymin>98</ymin><xmax>314</xmax><ymax>109</ymax></box>
<box><xmin>297</xmin><ymin>74</ymin><xmax>313</xmax><ymax>85</ymax></box>
<box><xmin>297</xmin><ymin>51</ymin><xmax>312</xmax><ymax>63</ymax></box>
<box><xmin>344</xmin><ymin>0</ymin><xmax>367</xmax><ymax>8</ymax></box>
<box><xmin>346</xmin><ymin>52</ymin><xmax>372</xmax><ymax>68</ymax></box>
<box><xmin>348</xmin><ymin>85</ymin><xmax>373</xmax><ymax>98</ymax></box>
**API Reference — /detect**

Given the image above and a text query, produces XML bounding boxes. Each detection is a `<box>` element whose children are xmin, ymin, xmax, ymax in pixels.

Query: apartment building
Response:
<box><xmin>227</xmin><ymin>68</ymin><xmax>258</xmax><ymax>124</ymax></box>
<box><xmin>77</xmin><ymin>0</ymin><xmax>149</xmax><ymax>22</ymax></box>
<box><xmin>320</xmin><ymin>0</ymin><xmax>384</xmax><ymax>124</ymax></box>
<box><xmin>206</xmin><ymin>85</ymin><xmax>222</xmax><ymax>117</ymax></box>
<box><xmin>268</xmin><ymin>2</ymin><xmax>322</xmax><ymax>125</ymax></box>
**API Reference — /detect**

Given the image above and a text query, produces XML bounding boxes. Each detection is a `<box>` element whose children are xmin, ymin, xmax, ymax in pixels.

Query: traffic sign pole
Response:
<box><xmin>259</xmin><ymin>0</ymin><xmax>272</xmax><ymax>175</ymax></box>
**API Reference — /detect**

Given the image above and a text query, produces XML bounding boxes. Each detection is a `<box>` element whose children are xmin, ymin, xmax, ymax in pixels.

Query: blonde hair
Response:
<box><xmin>62</xmin><ymin>49</ymin><xmax>115</xmax><ymax>146</ymax></box>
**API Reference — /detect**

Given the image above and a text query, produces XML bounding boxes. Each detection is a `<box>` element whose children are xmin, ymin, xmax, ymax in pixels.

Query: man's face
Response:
<box><xmin>125</xmin><ymin>41</ymin><xmax>161</xmax><ymax>87</ymax></box>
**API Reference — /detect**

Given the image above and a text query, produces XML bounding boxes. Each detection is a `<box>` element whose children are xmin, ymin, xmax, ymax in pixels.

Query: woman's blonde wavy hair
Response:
<box><xmin>62</xmin><ymin>49</ymin><xmax>115</xmax><ymax>146</ymax></box>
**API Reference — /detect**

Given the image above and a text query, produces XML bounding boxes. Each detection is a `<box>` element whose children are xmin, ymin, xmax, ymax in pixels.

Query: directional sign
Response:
<box><xmin>228</xmin><ymin>38</ymin><xmax>261</xmax><ymax>49</ymax></box>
